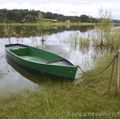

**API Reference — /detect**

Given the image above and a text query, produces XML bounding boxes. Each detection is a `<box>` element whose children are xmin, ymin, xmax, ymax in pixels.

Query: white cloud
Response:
<box><xmin>0</xmin><ymin>0</ymin><xmax>119</xmax><ymax>19</ymax></box>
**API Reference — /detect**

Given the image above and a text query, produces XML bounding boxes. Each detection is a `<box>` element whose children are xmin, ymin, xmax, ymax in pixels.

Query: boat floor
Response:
<box><xmin>21</xmin><ymin>56</ymin><xmax>48</xmax><ymax>64</ymax></box>
<box><xmin>21</xmin><ymin>56</ymin><xmax>72</xmax><ymax>66</ymax></box>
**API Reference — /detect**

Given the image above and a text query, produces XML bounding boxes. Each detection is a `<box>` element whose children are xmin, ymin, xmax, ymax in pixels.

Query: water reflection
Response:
<box><xmin>7</xmin><ymin>58</ymin><xmax>71</xmax><ymax>86</ymax></box>
<box><xmin>0</xmin><ymin>25</ymin><xmax>94</xmax><ymax>38</ymax></box>
<box><xmin>0</xmin><ymin>65</ymin><xmax>38</xmax><ymax>97</ymax></box>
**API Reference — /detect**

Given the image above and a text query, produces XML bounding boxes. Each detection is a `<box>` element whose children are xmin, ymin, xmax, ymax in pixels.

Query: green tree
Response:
<box><xmin>0</xmin><ymin>9</ymin><xmax>98</xmax><ymax>23</ymax></box>
<box><xmin>96</xmin><ymin>8</ymin><xmax>113</xmax><ymax>46</ymax></box>
<box><xmin>80</xmin><ymin>15</ymin><xmax>90</xmax><ymax>22</ymax></box>
<box><xmin>25</xmin><ymin>14</ymin><xmax>36</xmax><ymax>22</ymax></box>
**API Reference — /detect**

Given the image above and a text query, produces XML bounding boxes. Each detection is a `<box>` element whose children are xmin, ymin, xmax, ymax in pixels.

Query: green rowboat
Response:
<box><xmin>5</xmin><ymin>44</ymin><xmax>78</xmax><ymax>80</ymax></box>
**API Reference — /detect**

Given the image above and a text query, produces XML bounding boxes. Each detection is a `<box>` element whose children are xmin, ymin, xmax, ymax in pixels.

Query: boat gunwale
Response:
<box><xmin>5</xmin><ymin>44</ymin><xmax>78</xmax><ymax>68</ymax></box>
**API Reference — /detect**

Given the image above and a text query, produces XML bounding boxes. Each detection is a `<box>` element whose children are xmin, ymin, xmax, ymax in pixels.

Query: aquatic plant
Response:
<box><xmin>79</xmin><ymin>37</ymin><xmax>90</xmax><ymax>48</ymax></box>
<box><xmin>92</xmin><ymin>28</ymin><xmax>120</xmax><ymax>49</ymax></box>
<box><xmin>104</xmin><ymin>28</ymin><xmax>120</xmax><ymax>48</ymax></box>
<box><xmin>65</xmin><ymin>32</ymin><xmax>91</xmax><ymax>52</ymax></box>
<box><xmin>0</xmin><ymin>70</ymin><xmax>3</xmax><ymax>79</ymax></box>
<box><xmin>92</xmin><ymin>38</ymin><xmax>100</xmax><ymax>47</ymax></box>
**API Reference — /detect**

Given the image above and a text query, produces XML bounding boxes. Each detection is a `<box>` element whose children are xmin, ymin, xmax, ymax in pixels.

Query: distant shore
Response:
<box><xmin>0</xmin><ymin>22</ymin><xmax>95</xmax><ymax>26</ymax></box>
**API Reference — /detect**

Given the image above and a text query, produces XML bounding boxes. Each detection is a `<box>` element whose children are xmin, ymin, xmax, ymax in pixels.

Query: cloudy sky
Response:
<box><xmin>0</xmin><ymin>0</ymin><xmax>119</xmax><ymax>19</ymax></box>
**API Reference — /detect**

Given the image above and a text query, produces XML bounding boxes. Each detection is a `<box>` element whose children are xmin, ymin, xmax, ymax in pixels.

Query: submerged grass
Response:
<box><xmin>0</xmin><ymin>53</ymin><xmax>120</xmax><ymax>119</ymax></box>
<box><xmin>65</xmin><ymin>32</ymin><xmax>91</xmax><ymax>52</ymax></box>
<box><xmin>92</xmin><ymin>28</ymin><xmax>120</xmax><ymax>48</ymax></box>
<box><xmin>65</xmin><ymin>28</ymin><xmax>120</xmax><ymax>52</ymax></box>
<box><xmin>0</xmin><ymin>68</ymin><xmax>3</xmax><ymax>79</ymax></box>
<box><xmin>79</xmin><ymin>37</ymin><xmax>90</xmax><ymax>48</ymax></box>
<box><xmin>105</xmin><ymin>28</ymin><xmax>120</xmax><ymax>48</ymax></box>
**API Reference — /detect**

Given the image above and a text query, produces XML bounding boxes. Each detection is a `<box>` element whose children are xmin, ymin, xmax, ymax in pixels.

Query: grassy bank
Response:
<box><xmin>0</xmin><ymin>22</ymin><xmax>95</xmax><ymax>26</ymax></box>
<box><xmin>0</xmin><ymin>53</ymin><xmax>120</xmax><ymax>119</ymax></box>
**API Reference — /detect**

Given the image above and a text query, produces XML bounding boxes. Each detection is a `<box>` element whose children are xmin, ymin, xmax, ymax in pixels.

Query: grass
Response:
<box><xmin>0</xmin><ymin>53</ymin><xmax>120</xmax><ymax>119</ymax></box>
<box><xmin>0</xmin><ymin>22</ymin><xmax>95</xmax><ymax>26</ymax></box>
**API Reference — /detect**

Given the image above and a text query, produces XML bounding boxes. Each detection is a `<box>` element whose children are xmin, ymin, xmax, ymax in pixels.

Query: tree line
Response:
<box><xmin>0</xmin><ymin>9</ymin><xmax>98</xmax><ymax>23</ymax></box>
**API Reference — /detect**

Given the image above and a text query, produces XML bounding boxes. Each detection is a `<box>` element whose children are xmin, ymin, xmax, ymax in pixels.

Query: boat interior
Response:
<box><xmin>7</xmin><ymin>45</ymin><xmax>73</xmax><ymax>66</ymax></box>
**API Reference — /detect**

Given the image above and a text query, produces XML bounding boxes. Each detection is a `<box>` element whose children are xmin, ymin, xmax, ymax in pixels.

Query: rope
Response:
<box><xmin>78</xmin><ymin>53</ymin><xmax>118</xmax><ymax>77</ymax></box>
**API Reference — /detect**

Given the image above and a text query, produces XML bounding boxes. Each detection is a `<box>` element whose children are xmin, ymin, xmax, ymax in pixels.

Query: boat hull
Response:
<box><xmin>5</xmin><ymin>44</ymin><xmax>78</xmax><ymax>80</ymax></box>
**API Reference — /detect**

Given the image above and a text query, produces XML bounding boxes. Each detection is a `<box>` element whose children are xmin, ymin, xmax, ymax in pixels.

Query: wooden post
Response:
<box><xmin>108</xmin><ymin>59</ymin><xmax>115</xmax><ymax>93</ymax></box>
<box><xmin>116</xmin><ymin>50</ymin><xmax>120</xmax><ymax>95</ymax></box>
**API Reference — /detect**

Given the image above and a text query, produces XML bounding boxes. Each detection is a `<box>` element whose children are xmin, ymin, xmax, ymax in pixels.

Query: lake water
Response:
<box><xmin>0</xmin><ymin>25</ymin><xmax>118</xmax><ymax>96</ymax></box>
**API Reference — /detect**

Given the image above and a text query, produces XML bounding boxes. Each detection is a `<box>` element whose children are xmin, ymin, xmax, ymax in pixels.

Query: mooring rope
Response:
<box><xmin>78</xmin><ymin>53</ymin><xmax>118</xmax><ymax>77</ymax></box>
